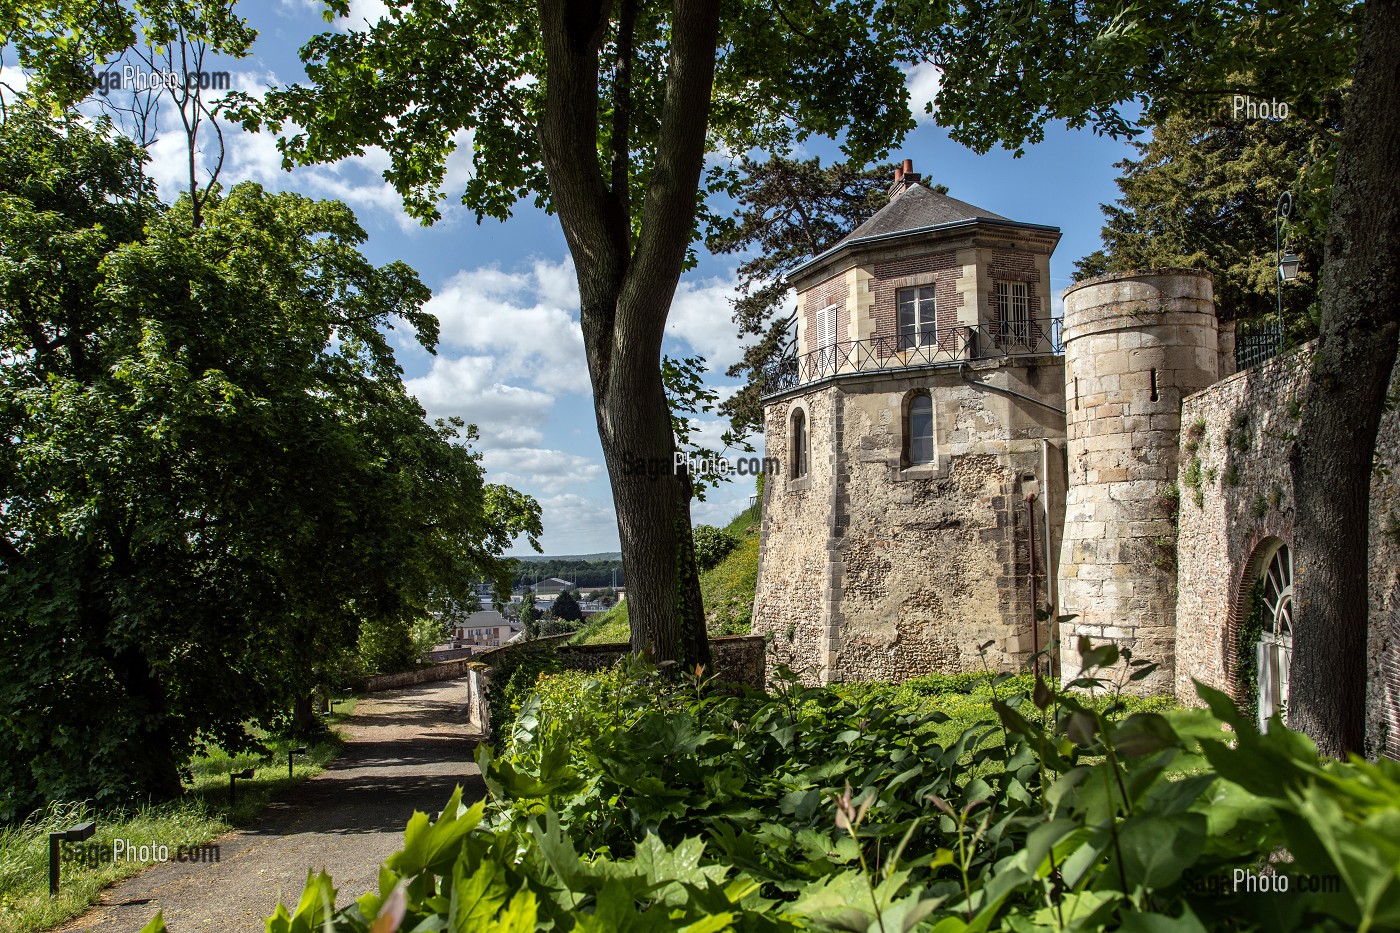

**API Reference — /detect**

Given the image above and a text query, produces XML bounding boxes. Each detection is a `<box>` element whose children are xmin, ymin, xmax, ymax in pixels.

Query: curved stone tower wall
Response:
<box><xmin>1058</xmin><ymin>270</ymin><xmax>1218</xmax><ymax>693</ymax></box>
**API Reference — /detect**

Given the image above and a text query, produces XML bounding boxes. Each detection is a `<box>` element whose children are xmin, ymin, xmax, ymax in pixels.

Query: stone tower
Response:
<box><xmin>1057</xmin><ymin>269</ymin><xmax>1221</xmax><ymax>692</ymax></box>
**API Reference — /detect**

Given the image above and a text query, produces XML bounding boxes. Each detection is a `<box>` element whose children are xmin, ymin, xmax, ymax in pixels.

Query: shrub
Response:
<box><xmin>357</xmin><ymin>618</ymin><xmax>417</xmax><ymax>675</ymax></box>
<box><xmin>692</xmin><ymin>524</ymin><xmax>740</xmax><ymax>571</ymax></box>
<box><xmin>249</xmin><ymin>642</ymin><xmax>1400</xmax><ymax>933</ymax></box>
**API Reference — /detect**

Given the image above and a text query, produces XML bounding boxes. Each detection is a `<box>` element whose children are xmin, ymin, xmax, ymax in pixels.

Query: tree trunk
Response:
<box><xmin>535</xmin><ymin>0</ymin><xmax>720</xmax><ymax>671</ymax></box>
<box><xmin>595</xmin><ymin>340</ymin><xmax>711</xmax><ymax>670</ymax></box>
<box><xmin>292</xmin><ymin>692</ymin><xmax>317</xmax><ymax>737</ymax></box>
<box><xmin>1287</xmin><ymin>0</ymin><xmax>1400</xmax><ymax>758</ymax></box>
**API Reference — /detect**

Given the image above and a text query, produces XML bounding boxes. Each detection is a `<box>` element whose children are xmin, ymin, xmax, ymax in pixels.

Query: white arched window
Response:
<box><xmin>1256</xmin><ymin>544</ymin><xmax>1294</xmax><ymax>732</ymax></box>
<box><xmin>790</xmin><ymin>409</ymin><xmax>809</xmax><ymax>479</ymax></box>
<box><xmin>905</xmin><ymin>393</ymin><xmax>934</xmax><ymax>466</ymax></box>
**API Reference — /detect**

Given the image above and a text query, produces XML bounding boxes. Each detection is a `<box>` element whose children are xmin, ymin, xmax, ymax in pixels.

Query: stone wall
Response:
<box><xmin>754</xmin><ymin>388</ymin><xmax>839</xmax><ymax>682</ymax></box>
<box><xmin>1175</xmin><ymin>343</ymin><xmax>1400</xmax><ymax>757</ymax></box>
<box><xmin>552</xmin><ymin>635</ymin><xmax>767</xmax><ymax>687</ymax></box>
<box><xmin>754</xmin><ymin>354</ymin><xmax>1066</xmax><ymax>684</ymax></box>
<box><xmin>363</xmin><ymin>658</ymin><xmax>480</xmax><ymax>692</ymax></box>
<box><xmin>1057</xmin><ymin>270</ymin><xmax>1220</xmax><ymax>694</ymax></box>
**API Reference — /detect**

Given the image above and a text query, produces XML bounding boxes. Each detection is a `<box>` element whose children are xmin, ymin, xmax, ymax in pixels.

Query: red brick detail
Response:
<box><xmin>871</xmin><ymin>252</ymin><xmax>961</xmax><ymax>357</ymax></box>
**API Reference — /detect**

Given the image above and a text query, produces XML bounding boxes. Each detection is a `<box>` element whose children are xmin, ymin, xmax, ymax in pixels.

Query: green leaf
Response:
<box><xmin>1117</xmin><ymin>813</ymin><xmax>1207</xmax><ymax>890</ymax></box>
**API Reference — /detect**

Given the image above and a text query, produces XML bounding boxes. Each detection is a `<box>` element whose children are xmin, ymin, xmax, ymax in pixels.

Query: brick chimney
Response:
<box><xmin>888</xmin><ymin>158</ymin><xmax>921</xmax><ymax>198</ymax></box>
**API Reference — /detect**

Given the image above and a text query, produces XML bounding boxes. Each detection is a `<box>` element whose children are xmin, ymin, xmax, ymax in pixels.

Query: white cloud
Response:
<box><xmin>532</xmin><ymin>493</ymin><xmax>620</xmax><ymax>554</ymax></box>
<box><xmin>404</xmin><ymin>354</ymin><xmax>554</xmax><ymax>448</ymax></box>
<box><xmin>428</xmin><ymin>259</ymin><xmax>590</xmax><ymax>394</ymax></box>
<box><xmin>333</xmin><ymin>0</ymin><xmax>392</xmax><ymax>32</ymax></box>
<box><xmin>665</xmin><ymin>274</ymin><xmax>746</xmax><ymax>372</ymax></box>
<box><xmin>481</xmin><ymin>448</ymin><xmax>603</xmax><ymax>492</ymax></box>
<box><xmin>905</xmin><ymin>61</ymin><xmax>943</xmax><ymax>123</ymax></box>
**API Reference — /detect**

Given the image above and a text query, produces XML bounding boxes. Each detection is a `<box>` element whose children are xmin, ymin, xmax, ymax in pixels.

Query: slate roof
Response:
<box><xmin>835</xmin><ymin>183</ymin><xmax>1012</xmax><ymax>248</ymax></box>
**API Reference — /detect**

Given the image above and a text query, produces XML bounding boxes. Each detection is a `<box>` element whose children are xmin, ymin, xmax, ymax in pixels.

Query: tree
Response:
<box><xmin>1074</xmin><ymin>98</ymin><xmax>1343</xmax><ymax>346</ymax></box>
<box><xmin>708</xmin><ymin>156</ymin><xmax>903</xmax><ymax>433</ymax></box>
<box><xmin>518</xmin><ymin>598</ymin><xmax>541</xmax><ymax>640</ymax></box>
<box><xmin>244</xmin><ymin>0</ymin><xmax>921</xmax><ymax>670</ymax></box>
<box><xmin>0</xmin><ymin>106</ymin><xmax>540</xmax><ymax>813</ymax></box>
<box><xmin>912</xmin><ymin>0</ymin><xmax>1394</xmax><ymax>757</ymax></box>
<box><xmin>552</xmin><ymin>589</ymin><xmax>584</xmax><ymax>624</ymax></box>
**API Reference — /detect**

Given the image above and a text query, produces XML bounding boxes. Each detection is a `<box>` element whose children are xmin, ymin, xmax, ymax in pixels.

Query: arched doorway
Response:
<box><xmin>1255</xmin><ymin>544</ymin><xmax>1294</xmax><ymax>731</ymax></box>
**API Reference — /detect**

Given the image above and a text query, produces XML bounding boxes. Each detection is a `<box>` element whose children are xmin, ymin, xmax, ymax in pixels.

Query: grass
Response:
<box><xmin>0</xmin><ymin>698</ymin><xmax>356</xmax><ymax>933</ymax></box>
<box><xmin>573</xmin><ymin>501</ymin><xmax>762</xmax><ymax>646</ymax></box>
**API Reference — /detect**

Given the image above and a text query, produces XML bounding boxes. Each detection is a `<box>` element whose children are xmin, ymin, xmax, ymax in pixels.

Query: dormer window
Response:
<box><xmin>897</xmin><ymin>286</ymin><xmax>936</xmax><ymax>350</ymax></box>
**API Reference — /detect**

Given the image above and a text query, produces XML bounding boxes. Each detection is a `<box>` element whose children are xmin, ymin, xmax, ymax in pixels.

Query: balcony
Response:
<box><xmin>760</xmin><ymin>319</ymin><xmax>1064</xmax><ymax>398</ymax></box>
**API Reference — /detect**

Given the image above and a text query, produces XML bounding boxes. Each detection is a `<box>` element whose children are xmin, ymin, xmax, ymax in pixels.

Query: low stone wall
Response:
<box><xmin>553</xmin><ymin>635</ymin><xmax>767</xmax><ymax>686</ymax></box>
<box><xmin>363</xmin><ymin>658</ymin><xmax>480</xmax><ymax>692</ymax></box>
<box><xmin>425</xmin><ymin>647</ymin><xmax>479</xmax><ymax>662</ymax></box>
<box><xmin>465</xmin><ymin>635</ymin><xmax>768</xmax><ymax>738</ymax></box>
<box><xmin>1174</xmin><ymin>342</ymin><xmax>1399</xmax><ymax>758</ymax></box>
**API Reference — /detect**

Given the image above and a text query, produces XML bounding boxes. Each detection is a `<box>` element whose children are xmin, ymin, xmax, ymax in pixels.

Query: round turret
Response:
<box><xmin>1057</xmin><ymin>269</ymin><xmax>1218</xmax><ymax>692</ymax></box>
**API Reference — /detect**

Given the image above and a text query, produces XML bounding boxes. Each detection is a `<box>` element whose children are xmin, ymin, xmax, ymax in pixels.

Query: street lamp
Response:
<box><xmin>229</xmin><ymin>767</ymin><xmax>255</xmax><ymax>806</ymax></box>
<box><xmin>1275</xmin><ymin>191</ymin><xmax>1294</xmax><ymax>329</ymax></box>
<box><xmin>288</xmin><ymin>746</ymin><xmax>307</xmax><ymax>779</ymax></box>
<box><xmin>49</xmin><ymin>821</ymin><xmax>96</xmax><ymax>897</ymax></box>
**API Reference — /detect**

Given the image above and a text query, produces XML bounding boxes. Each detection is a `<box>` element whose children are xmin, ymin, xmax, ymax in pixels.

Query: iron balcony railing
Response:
<box><xmin>760</xmin><ymin>318</ymin><xmax>1064</xmax><ymax>397</ymax></box>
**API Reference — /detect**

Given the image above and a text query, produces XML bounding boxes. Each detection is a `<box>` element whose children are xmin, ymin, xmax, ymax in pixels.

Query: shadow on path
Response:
<box><xmin>58</xmin><ymin>678</ymin><xmax>484</xmax><ymax>932</ymax></box>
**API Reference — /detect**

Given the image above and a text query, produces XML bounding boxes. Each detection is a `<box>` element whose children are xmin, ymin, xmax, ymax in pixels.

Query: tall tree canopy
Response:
<box><xmin>913</xmin><ymin>0</ymin><xmax>1393</xmax><ymax>757</ymax></box>
<box><xmin>1075</xmin><ymin>97</ymin><xmax>1343</xmax><ymax>347</ymax></box>
<box><xmin>707</xmin><ymin>156</ymin><xmax>898</xmax><ymax>434</ymax></box>
<box><xmin>0</xmin><ymin>107</ymin><xmax>539</xmax><ymax>814</ymax></box>
<box><xmin>243</xmin><ymin>0</ymin><xmax>922</xmax><ymax>668</ymax></box>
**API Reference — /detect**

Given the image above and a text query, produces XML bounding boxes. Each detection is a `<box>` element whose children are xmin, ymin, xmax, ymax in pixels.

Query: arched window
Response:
<box><xmin>790</xmin><ymin>409</ymin><xmax>809</xmax><ymax>479</ymax></box>
<box><xmin>905</xmin><ymin>393</ymin><xmax>934</xmax><ymax>466</ymax></box>
<box><xmin>1256</xmin><ymin>544</ymin><xmax>1294</xmax><ymax>732</ymax></box>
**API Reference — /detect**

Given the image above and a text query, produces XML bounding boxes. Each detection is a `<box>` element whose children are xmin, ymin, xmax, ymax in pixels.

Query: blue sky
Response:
<box><xmin>9</xmin><ymin>0</ymin><xmax>1142</xmax><ymax>555</ymax></box>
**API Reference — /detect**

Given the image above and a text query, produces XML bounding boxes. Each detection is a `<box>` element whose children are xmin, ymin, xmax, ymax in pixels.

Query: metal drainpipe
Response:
<box><xmin>1026</xmin><ymin>491</ymin><xmax>1039</xmax><ymax>676</ymax></box>
<box><xmin>959</xmin><ymin>363</ymin><xmax>1068</xmax><ymax>414</ymax></box>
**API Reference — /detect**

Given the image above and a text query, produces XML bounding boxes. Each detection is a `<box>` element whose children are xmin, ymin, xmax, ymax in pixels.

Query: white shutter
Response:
<box><xmin>1257</xmin><ymin>639</ymin><xmax>1275</xmax><ymax>732</ymax></box>
<box><xmin>824</xmin><ymin>305</ymin><xmax>838</xmax><ymax>348</ymax></box>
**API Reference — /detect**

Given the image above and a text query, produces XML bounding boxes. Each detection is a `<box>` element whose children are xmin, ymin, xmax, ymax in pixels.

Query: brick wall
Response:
<box><xmin>802</xmin><ymin>272</ymin><xmax>847</xmax><ymax>355</ymax></box>
<box><xmin>871</xmin><ymin>252</ymin><xmax>962</xmax><ymax>355</ymax></box>
<box><xmin>986</xmin><ymin>250</ymin><xmax>1044</xmax><ymax>325</ymax></box>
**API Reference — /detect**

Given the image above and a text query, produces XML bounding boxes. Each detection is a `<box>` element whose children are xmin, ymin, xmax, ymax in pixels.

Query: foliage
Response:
<box><xmin>699</xmin><ymin>534</ymin><xmax>761</xmax><ymax>637</ymax></box>
<box><xmin>693</xmin><ymin>525</ymin><xmax>741</xmax><ymax>572</ymax></box>
<box><xmin>551</xmin><ymin>589</ymin><xmax>584</xmax><ymax>624</ymax></box>
<box><xmin>1</xmin><ymin>700</ymin><xmax>351</xmax><ymax>930</ymax></box>
<box><xmin>518</xmin><ymin>598</ymin><xmax>542</xmax><ymax>641</ymax></box>
<box><xmin>1073</xmin><ymin>101</ymin><xmax>1340</xmax><ymax>345</ymax></box>
<box><xmin>484</xmin><ymin>648</ymin><xmax>566</xmax><ymax>745</ymax></box>
<box><xmin>510</xmin><ymin>559</ymin><xmax>623</xmax><ymax>591</ymax></box>
<box><xmin>257</xmin><ymin>638</ymin><xmax>1400</xmax><ymax>931</ymax></box>
<box><xmin>0</xmin><ymin>106</ymin><xmax>539</xmax><ymax>812</ymax></box>
<box><xmin>912</xmin><ymin>0</ymin><xmax>1359</xmax><ymax>156</ymax></box>
<box><xmin>707</xmin><ymin>156</ymin><xmax>900</xmax><ymax>433</ymax></box>
<box><xmin>358</xmin><ymin>619</ymin><xmax>419</xmax><ymax>677</ymax></box>
<box><xmin>239</xmin><ymin>0</ymin><xmax>926</xmax><ymax>670</ymax></box>
<box><xmin>664</xmin><ymin>354</ymin><xmax>753</xmax><ymax>501</ymax></box>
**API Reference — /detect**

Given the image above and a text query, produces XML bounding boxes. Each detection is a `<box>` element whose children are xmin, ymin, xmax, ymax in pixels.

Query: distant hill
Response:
<box><xmin>513</xmin><ymin>552</ymin><xmax>623</xmax><ymax>562</ymax></box>
<box><xmin>573</xmin><ymin>503</ymin><xmax>761</xmax><ymax>645</ymax></box>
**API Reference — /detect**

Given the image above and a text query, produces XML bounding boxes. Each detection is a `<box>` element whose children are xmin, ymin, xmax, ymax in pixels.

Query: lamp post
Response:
<box><xmin>229</xmin><ymin>767</ymin><xmax>255</xmax><ymax>806</ymax></box>
<box><xmin>289</xmin><ymin>746</ymin><xmax>307</xmax><ymax>779</ymax></box>
<box><xmin>49</xmin><ymin>821</ymin><xmax>96</xmax><ymax>897</ymax></box>
<box><xmin>1024</xmin><ymin>477</ymin><xmax>1041</xmax><ymax>676</ymax></box>
<box><xmin>1275</xmin><ymin>191</ymin><xmax>1297</xmax><ymax>339</ymax></box>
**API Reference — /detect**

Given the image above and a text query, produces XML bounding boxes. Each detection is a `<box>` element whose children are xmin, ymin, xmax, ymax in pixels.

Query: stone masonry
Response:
<box><xmin>1057</xmin><ymin>270</ymin><xmax>1223</xmax><ymax>692</ymax></box>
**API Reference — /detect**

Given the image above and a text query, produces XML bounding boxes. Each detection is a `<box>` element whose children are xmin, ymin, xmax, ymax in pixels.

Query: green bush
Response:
<box><xmin>693</xmin><ymin>524</ymin><xmax>740</xmax><ymax>571</ymax></box>
<box><xmin>357</xmin><ymin>618</ymin><xmax>417</xmax><ymax>675</ymax></box>
<box><xmin>241</xmin><ymin>637</ymin><xmax>1400</xmax><ymax>933</ymax></box>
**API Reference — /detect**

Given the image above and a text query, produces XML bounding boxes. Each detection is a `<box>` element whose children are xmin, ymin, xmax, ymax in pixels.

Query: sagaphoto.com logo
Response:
<box><xmin>93</xmin><ymin>65</ymin><xmax>231</xmax><ymax>97</ymax></box>
<box><xmin>619</xmin><ymin>452</ymin><xmax>778</xmax><ymax>481</ymax></box>
<box><xmin>62</xmin><ymin>838</ymin><xmax>221</xmax><ymax>869</ymax></box>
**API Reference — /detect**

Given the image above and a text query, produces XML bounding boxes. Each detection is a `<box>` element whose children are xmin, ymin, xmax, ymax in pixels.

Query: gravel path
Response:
<box><xmin>58</xmin><ymin>679</ymin><xmax>484</xmax><ymax>932</ymax></box>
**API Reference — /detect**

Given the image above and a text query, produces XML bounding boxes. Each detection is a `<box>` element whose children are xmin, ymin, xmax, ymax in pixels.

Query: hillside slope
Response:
<box><xmin>573</xmin><ymin>503</ymin><xmax>760</xmax><ymax>646</ymax></box>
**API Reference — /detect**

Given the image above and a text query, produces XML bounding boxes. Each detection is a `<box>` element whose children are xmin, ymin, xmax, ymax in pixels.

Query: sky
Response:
<box><xmin>4</xmin><ymin>1</ymin><xmax>1143</xmax><ymax>556</ymax></box>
